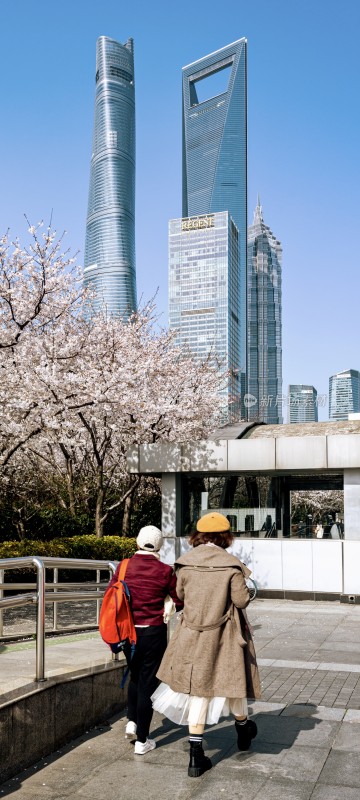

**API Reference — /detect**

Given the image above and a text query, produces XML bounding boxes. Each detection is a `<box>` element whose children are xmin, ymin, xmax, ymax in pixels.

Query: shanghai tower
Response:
<box><xmin>84</xmin><ymin>36</ymin><xmax>137</xmax><ymax>317</ymax></box>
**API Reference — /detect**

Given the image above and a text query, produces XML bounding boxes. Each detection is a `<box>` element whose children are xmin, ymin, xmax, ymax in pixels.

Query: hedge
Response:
<box><xmin>0</xmin><ymin>535</ymin><xmax>137</xmax><ymax>562</ymax></box>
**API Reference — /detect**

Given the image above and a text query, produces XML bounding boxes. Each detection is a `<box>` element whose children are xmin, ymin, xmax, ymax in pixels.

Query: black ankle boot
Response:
<box><xmin>235</xmin><ymin>718</ymin><xmax>258</xmax><ymax>751</ymax></box>
<box><xmin>188</xmin><ymin>743</ymin><xmax>212</xmax><ymax>778</ymax></box>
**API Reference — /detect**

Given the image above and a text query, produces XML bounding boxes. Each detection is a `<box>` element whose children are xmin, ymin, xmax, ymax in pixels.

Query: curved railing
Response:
<box><xmin>0</xmin><ymin>557</ymin><xmax>117</xmax><ymax>682</ymax></box>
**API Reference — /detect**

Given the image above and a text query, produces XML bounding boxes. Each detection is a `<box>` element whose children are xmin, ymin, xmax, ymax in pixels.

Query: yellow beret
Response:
<box><xmin>196</xmin><ymin>512</ymin><xmax>230</xmax><ymax>533</ymax></box>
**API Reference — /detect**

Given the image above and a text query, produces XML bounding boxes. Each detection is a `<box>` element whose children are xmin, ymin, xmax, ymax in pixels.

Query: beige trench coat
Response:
<box><xmin>157</xmin><ymin>544</ymin><xmax>261</xmax><ymax>699</ymax></box>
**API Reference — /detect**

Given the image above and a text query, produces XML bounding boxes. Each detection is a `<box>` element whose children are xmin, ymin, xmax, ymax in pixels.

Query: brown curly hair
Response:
<box><xmin>189</xmin><ymin>530</ymin><xmax>234</xmax><ymax>549</ymax></box>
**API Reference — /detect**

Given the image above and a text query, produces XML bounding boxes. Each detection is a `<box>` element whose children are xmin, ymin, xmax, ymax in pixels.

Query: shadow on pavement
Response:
<box><xmin>152</xmin><ymin>703</ymin><xmax>323</xmax><ymax>761</ymax></box>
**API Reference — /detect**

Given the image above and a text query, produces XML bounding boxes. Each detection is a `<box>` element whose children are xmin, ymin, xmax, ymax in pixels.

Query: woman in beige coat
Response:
<box><xmin>152</xmin><ymin>512</ymin><xmax>261</xmax><ymax>777</ymax></box>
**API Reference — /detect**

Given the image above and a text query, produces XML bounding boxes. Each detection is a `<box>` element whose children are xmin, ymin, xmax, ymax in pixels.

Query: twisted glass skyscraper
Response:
<box><xmin>247</xmin><ymin>200</ymin><xmax>282</xmax><ymax>423</ymax></box>
<box><xmin>182</xmin><ymin>38</ymin><xmax>247</xmax><ymax>384</ymax></box>
<box><xmin>84</xmin><ymin>36</ymin><xmax>137</xmax><ymax>317</ymax></box>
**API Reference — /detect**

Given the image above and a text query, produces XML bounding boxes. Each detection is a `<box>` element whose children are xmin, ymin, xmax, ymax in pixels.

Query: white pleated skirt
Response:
<box><xmin>152</xmin><ymin>682</ymin><xmax>248</xmax><ymax>726</ymax></box>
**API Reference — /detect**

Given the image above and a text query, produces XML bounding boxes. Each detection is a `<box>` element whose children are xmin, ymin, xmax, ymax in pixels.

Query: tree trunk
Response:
<box><xmin>122</xmin><ymin>492</ymin><xmax>133</xmax><ymax>537</ymax></box>
<box><xmin>15</xmin><ymin>508</ymin><xmax>26</xmax><ymax>541</ymax></box>
<box><xmin>95</xmin><ymin>467</ymin><xmax>105</xmax><ymax>538</ymax></box>
<box><xmin>66</xmin><ymin>458</ymin><xmax>76</xmax><ymax>517</ymax></box>
<box><xmin>59</xmin><ymin>444</ymin><xmax>76</xmax><ymax>516</ymax></box>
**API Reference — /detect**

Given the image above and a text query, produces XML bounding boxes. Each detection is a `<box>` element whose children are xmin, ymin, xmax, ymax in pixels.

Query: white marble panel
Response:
<box><xmin>160</xmin><ymin>538</ymin><xmax>176</xmax><ymax>566</ymax></box>
<box><xmin>229</xmin><ymin>539</ymin><xmax>254</xmax><ymax>573</ymax></box>
<box><xmin>126</xmin><ymin>446</ymin><xmax>139</xmax><ymax>473</ymax></box>
<box><xmin>161</xmin><ymin>474</ymin><xmax>177</xmax><ymax>537</ymax></box>
<box><xmin>228</xmin><ymin>439</ymin><xmax>275</xmax><ymax>471</ymax></box>
<box><xmin>251</xmin><ymin>540</ymin><xmax>283</xmax><ymax>590</ymax></box>
<box><xmin>312</xmin><ymin>540</ymin><xmax>342</xmax><ymax>592</ymax></box>
<box><xmin>344</xmin><ymin>469</ymin><xmax>360</xmax><ymax>540</ymax></box>
<box><xmin>343</xmin><ymin>541</ymin><xmax>360</xmax><ymax>594</ymax></box>
<box><xmin>179</xmin><ymin>536</ymin><xmax>192</xmax><ymax>554</ymax></box>
<box><xmin>276</xmin><ymin>436</ymin><xmax>327</xmax><ymax>470</ymax></box>
<box><xmin>328</xmin><ymin>435</ymin><xmax>360</xmax><ymax>468</ymax></box>
<box><xmin>282</xmin><ymin>540</ymin><xmax>313</xmax><ymax>590</ymax></box>
<box><xmin>139</xmin><ymin>443</ymin><xmax>182</xmax><ymax>473</ymax></box>
<box><xmin>184</xmin><ymin>440</ymin><xmax>228</xmax><ymax>472</ymax></box>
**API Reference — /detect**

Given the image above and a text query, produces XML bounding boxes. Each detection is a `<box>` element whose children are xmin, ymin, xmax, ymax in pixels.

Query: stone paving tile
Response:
<box><xmin>281</xmin><ymin>704</ymin><xmax>345</xmax><ymax>721</ymax></box>
<box><xmin>344</xmin><ymin>709</ymin><xmax>360</xmax><ymax>722</ymax></box>
<box><xmin>228</xmin><ymin>742</ymin><xmax>330</xmax><ymax>783</ymax></box>
<box><xmin>331</xmin><ymin>721</ymin><xmax>360</xmax><ymax>751</ymax></box>
<box><xmin>256</xmin><ymin>714</ymin><xmax>340</xmax><ymax>749</ymax></box>
<box><xmin>179</xmin><ymin>771</ymin><xmax>267</xmax><ymax>800</ymax></box>
<box><xmin>311</xmin><ymin>788</ymin><xmax>360</xmax><ymax>800</ymax></box>
<box><xmin>259</xmin><ymin>666</ymin><xmax>360</xmax><ymax>709</ymax></box>
<box><xmin>253</xmin><ymin>775</ymin><xmax>315</xmax><ymax>800</ymax></box>
<box><xmin>318</xmin><ymin>750</ymin><xmax>360</xmax><ymax>788</ymax></box>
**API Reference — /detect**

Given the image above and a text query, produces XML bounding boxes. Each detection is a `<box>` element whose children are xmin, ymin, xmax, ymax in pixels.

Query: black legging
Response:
<box><xmin>127</xmin><ymin>624</ymin><xmax>168</xmax><ymax>742</ymax></box>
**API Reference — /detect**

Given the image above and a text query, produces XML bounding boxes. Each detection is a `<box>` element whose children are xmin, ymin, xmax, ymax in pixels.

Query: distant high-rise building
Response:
<box><xmin>247</xmin><ymin>199</ymin><xmax>282</xmax><ymax>423</ymax></box>
<box><xmin>169</xmin><ymin>211</ymin><xmax>241</xmax><ymax>413</ymax></box>
<box><xmin>84</xmin><ymin>36</ymin><xmax>137</xmax><ymax>316</ymax></box>
<box><xmin>288</xmin><ymin>385</ymin><xmax>318</xmax><ymax>423</ymax></box>
<box><xmin>182</xmin><ymin>38</ymin><xmax>247</xmax><ymax>392</ymax></box>
<box><xmin>329</xmin><ymin>369</ymin><xmax>360</xmax><ymax>421</ymax></box>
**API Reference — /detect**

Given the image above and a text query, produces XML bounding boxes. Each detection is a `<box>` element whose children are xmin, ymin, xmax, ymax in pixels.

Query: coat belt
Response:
<box><xmin>182</xmin><ymin>607</ymin><xmax>233</xmax><ymax>632</ymax></box>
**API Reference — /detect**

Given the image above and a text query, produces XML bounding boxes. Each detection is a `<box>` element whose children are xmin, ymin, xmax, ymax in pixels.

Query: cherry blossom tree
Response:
<box><xmin>0</xmin><ymin>221</ymin><xmax>82</xmax><ymax>349</ymax></box>
<box><xmin>0</xmin><ymin>223</ymin><xmax>226</xmax><ymax>537</ymax></box>
<box><xmin>0</xmin><ymin>222</ymin><xmax>84</xmax><ymax>471</ymax></box>
<box><xmin>22</xmin><ymin>309</ymin><xmax>225</xmax><ymax>536</ymax></box>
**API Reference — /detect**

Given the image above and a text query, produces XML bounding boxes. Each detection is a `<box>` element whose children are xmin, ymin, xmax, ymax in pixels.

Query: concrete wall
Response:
<box><xmin>0</xmin><ymin>662</ymin><xmax>127</xmax><ymax>783</ymax></box>
<box><xmin>129</xmin><ymin>434</ymin><xmax>360</xmax><ymax>475</ymax></box>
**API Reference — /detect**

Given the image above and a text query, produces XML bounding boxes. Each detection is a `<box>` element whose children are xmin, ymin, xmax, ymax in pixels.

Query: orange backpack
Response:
<box><xmin>99</xmin><ymin>559</ymin><xmax>137</xmax><ymax>656</ymax></box>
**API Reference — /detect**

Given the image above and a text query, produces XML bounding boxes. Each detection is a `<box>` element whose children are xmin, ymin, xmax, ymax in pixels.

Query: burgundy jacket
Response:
<box><xmin>108</xmin><ymin>553</ymin><xmax>183</xmax><ymax>626</ymax></box>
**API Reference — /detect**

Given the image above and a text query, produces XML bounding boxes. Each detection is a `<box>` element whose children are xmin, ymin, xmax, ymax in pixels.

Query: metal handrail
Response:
<box><xmin>0</xmin><ymin>557</ymin><xmax>117</xmax><ymax>682</ymax></box>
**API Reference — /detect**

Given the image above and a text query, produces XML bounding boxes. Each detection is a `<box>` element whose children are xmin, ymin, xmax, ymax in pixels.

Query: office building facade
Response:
<box><xmin>182</xmin><ymin>38</ymin><xmax>247</xmax><ymax>389</ymax></box>
<box><xmin>329</xmin><ymin>370</ymin><xmax>360</xmax><ymax>421</ymax></box>
<box><xmin>84</xmin><ymin>36</ymin><xmax>137</xmax><ymax>317</ymax></box>
<box><xmin>169</xmin><ymin>211</ymin><xmax>241</xmax><ymax>412</ymax></box>
<box><xmin>288</xmin><ymin>385</ymin><xmax>318</xmax><ymax>423</ymax></box>
<box><xmin>247</xmin><ymin>199</ymin><xmax>282</xmax><ymax>423</ymax></box>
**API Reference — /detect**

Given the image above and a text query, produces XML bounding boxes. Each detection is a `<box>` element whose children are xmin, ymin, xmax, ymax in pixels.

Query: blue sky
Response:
<box><xmin>1</xmin><ymin>0</ymin><xmax>359</xmax><ymax>420</ymax></box>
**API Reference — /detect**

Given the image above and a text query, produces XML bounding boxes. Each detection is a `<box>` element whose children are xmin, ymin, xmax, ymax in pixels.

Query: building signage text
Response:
<box><xmin>181</xmin><ymin>216</ymin><xmax>215</xmax><ymax>232</ymax></box>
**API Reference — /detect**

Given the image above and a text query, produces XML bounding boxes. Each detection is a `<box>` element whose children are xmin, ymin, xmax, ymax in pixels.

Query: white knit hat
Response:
<box><xmin>136</xmin><ymin>525</ymin><xmax>163</xmax><ymax>552</ymax></box>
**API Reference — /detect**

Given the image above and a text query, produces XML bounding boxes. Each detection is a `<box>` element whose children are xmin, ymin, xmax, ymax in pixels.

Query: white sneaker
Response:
<box><xmin>134</xmin><ymin>738</ymin><xmax>156</xmax><ymax>755</ymax></box>
<box><xmin>125</xmin><ymin>721</ymin><xmax>137</xmax><ymax>740</ymax></box>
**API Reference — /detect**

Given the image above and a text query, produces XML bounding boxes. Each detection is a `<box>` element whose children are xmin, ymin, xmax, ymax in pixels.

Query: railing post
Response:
<box><xmin>52</xmin><ymin>568</ymin><xmax>58</xmax><ymax>632</ymax></box>
<box><xmin>96</xmin><ymin>569</ymin><xmax>101</xmax><ymax>625</ymax></box>
<box><xmin>0</xmin><ymin>569</ymin><xmax>4</xmax><ymax>637</ymax></box>
<box><xmin>34</xmin><ymin>558</ymin><xmax>46</xmax><ymax>682</ymax></box>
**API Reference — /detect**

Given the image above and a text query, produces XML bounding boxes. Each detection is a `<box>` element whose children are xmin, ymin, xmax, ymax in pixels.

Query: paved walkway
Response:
<box><xmin>2</xmin><ymin>599</ymin><xmax>360</xmax><ymax>797</ymax></box>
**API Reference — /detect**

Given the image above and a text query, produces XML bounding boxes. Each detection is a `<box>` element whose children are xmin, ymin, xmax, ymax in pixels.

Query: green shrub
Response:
<box><xmin>0</xmin><ymin>535</ymin><xmax>137</xmax><ymax>562</ymax></box>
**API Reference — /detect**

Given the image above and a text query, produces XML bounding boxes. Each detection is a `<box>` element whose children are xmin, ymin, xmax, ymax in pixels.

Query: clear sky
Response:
<box><xmin>1</xmin><ymin>0</ymin><xmax>359</xmax><ymax>421</ymax></box>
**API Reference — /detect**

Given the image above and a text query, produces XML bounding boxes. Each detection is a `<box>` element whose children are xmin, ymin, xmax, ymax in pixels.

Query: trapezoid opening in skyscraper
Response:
<box><xmin>84</xmin><ymin>36</ymin><xmax>137</xmax><ymax>318</ymax></box>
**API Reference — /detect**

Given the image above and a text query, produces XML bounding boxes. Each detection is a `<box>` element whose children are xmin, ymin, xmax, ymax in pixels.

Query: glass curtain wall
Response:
<box><xmin>182</xmin><ymin>38</ymin><xmax>247</xmax><ymax>393</ymax></box>
<box><xmin>84</xmin><ymin>36</ymin><xmax>137</xmax><ymax>317</ymax></box>
<box><xmin>169</xmin><ymin>211</ymin><xmax>241</xmax><ymax>412</ymax></box>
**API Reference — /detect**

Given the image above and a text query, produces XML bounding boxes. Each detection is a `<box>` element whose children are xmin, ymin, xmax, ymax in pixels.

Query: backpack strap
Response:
<box><xmin>118</xmin><ymin>558</ymin><xmax>130</xmax><ymax>583</ymax></box>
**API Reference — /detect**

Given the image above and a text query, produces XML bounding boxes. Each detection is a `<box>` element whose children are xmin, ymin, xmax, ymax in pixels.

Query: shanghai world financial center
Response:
<box><xmin>170</xmin><ymin>39</ymin><xmax>248</xmax><ymax>412</ymax></box>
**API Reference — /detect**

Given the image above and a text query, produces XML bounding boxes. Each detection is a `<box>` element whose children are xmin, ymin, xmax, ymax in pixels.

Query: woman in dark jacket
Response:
<box><xmin>152</xmin><ymin>512</ymin><xmax>261</xmax><ymax>777</ymax></box>
<box><xmin>107</xmin><ymin>525</ymin><xmax>182</xmax><ymax>754</ymax></box>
